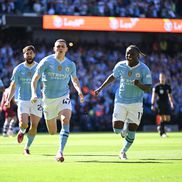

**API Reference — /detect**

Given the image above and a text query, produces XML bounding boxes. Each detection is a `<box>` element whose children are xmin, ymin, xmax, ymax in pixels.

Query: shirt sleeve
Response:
<box><xmin>154</xmin><ymin>85</ymin><xmax>158</xmax><ymax>94</ymax></box>
<box><xmin>142</xmin><ymin>66</ymin><xmax>152</xmax><ymax>85</ymax></box>
<box><xmin>35</xmin><ymin>59</ymin><xmax>47</xmax><ymax>76</ymax></box>
<box><xmin>11</xmin><ymin>67</ymin><xmax>19</xmax><ymax>84</ymax></box>
<box><xmin>71</xmin><ymin>62</ymin><xmax>77</xmax><ymax>77</ymax></box>
<box><xmin>168</xmin><ymin>85</ymin><xmax>172</xmax><ymax>94</ymax></box>
<box><xmin>113</xmin><ymin>63</ymin><xmax>121</xmax><ymax>79</ymax></box>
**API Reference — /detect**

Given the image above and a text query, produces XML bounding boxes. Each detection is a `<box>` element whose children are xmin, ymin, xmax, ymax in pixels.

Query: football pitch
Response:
<box><xmin>0</xmin><ymin>132</ymin><xmax>182</xmax><ymax>182</ymax></box>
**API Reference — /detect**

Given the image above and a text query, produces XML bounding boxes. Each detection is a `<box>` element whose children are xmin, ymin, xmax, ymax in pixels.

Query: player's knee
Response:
<box><xmin>20</xmin><ymin>123</ymin><xmax>28</xmax><ymax>129</ymax></box>
<box><xmin>62</xmin><ymin>118</ymin><xmax>70</xmax><ymax>125</ymax></box>
<box><xmin>113</xmin><ymin>128</ymin><xmax>122</xmax><ymax>134</ymax></box>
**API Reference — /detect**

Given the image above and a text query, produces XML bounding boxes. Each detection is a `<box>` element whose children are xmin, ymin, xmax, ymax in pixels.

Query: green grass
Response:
<box><xmin>0</xmin><ymin>132</ymin><xmax>182</xmax><ymax>182</ymax></box>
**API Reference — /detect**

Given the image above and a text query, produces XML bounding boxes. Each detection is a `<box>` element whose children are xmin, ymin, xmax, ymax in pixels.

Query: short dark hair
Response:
<box><xmin>128</xmin><ymin>45</ymin><xmax>145</xmax><ymax>57</ymax></box>
<box><xmin>55</xmin><ymin>39</ymin><xmax>67</xmax><ymax>45</ymax></box>
<box><xmin>22</xmin><ymin>45</ymin><xmax>35</xmax><ymax>54</ymax></box>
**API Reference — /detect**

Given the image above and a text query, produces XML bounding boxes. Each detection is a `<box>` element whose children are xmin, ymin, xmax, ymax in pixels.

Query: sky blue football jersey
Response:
<box><xmin>113</xmin><ymin>60</ymin><xmax>152</xmax><ymax>104</ymax></box>
<box><xmin>11</xmin><ymin>62</ymin><xmax>42</xmax><ymax>101</ymax></box>
<box><xmin>0</xmin><ymin>79</ymin><xmax>4</xmax><ymax>87</ymax></box>
<box><xmin>35</xmin><ymin>54</ymin><xmax>76</xmax><ymax>99</ymax></box>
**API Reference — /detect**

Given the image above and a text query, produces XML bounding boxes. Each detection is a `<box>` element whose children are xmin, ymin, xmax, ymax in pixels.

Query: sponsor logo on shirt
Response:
<box><xmin>65</xmin><ymin>67</ymin><xmax>70</xmax><ymax>72</ymax></box>
<box><xmin>146</xmin><ymin>74</ymin><xmax>151</xmax><ymax>78</ymax></box>
<box><xmin>136</xmin><ymin>73</ymin><xmax>141</xmax><ymax>78</ymax></box>
<box><xmin>58</xmin><ymin>65</ymin><xmax>62</xmax><ymax>71</ymax></box>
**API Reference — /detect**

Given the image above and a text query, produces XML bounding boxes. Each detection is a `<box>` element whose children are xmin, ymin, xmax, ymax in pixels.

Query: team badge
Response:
<box><xmin>136</xmin><ymin>73</ymin><xmax>141</xmax><ymax>78</ymax></box>
<box><xmin>28</xmin><ymin>72</ymin><xmax>32</xmax><ymax>77</ymax></box>
<box><xmin>58</xmin><ymin>65</ymin><xmax>62</xmax><ymax>71</ymax></box>
<box><xmin>65</xmin><ymin>67</ymin><xmax>70</xmax><ymax>72</ymax></box>
<box><xmin>128</xmin><ymin>71</ymin><xmax>132</xmax><ymax>77</ymax></box>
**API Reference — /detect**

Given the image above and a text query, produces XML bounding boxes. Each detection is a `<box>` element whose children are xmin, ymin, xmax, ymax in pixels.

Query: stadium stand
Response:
<box><xmin>0</xmin><ymin>0</ymin><xmax>181</xmax><ymax>132</ymax></box>
<box><xmin>0</xmin><ymin>0</ymin><xmax>181</xmax><ymax>18</ymax></box>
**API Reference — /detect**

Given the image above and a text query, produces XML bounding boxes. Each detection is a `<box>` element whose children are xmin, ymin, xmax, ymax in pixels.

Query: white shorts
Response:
<box><xmin>17</xmin><ymin>99</ymin><xmax>43</xmax><ymax>119</ymax></box>
<box><xmin>112</xmin><ymin>103</ymin><xmax>143</xmax><ymax>126</ymax></box>
<box><xmin>43</xmin><ymin>94</ymin><xmax>72</xmax><ymax>120</ymax></box>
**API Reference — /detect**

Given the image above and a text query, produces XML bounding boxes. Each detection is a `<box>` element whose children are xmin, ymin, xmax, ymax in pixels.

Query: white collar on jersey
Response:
<box><xmin>23</xmin><ymin>61</ymin><xmax>36</xmax><ymax>69</ymax></box>
<box><xmin>54</xmin><ymin>54</ymin><xmax>66</xmax><ymax>64</ymax></box>
<box><xmin>126</xmin><ymin>61</ymin><xmax>140</xmax><ymax>70</ymax></box>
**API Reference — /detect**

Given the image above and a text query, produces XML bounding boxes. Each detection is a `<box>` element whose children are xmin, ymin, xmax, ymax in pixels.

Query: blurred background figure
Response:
<box><xmin>151</xmin><ymin>73</ymin><xmax>174</xmax><ymax>137</ymax></box>
<box><xmin>0</xmin><ymin>87</ymin><xmax>17</xmax><ymax>137</ymax></box>
<box><xmin>0</xmin><ymin>79</ymin><xmax>5</xmax><ymax>99</ymax></box>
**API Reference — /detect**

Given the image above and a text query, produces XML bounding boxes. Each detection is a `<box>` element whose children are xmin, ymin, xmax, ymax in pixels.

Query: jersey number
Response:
<box><xmin>63</xmin><ymin>98</ymin><xmax>70</xmax><ymax>104</ymax></box>
<box><xmin>37</xmin><ymin>104</ymin><xmax>43</xmax><ymax>111</ymax></box>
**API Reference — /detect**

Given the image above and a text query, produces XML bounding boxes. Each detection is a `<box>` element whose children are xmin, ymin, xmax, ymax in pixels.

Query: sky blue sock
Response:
<box><xmin>121</xmin><ymin>131</ymin><xmax>136</xmax><ymax>153</ymax></box>
<box><xmin>25</xmin><ymin>134</ymin><xmax>35</xmax><ymax>149</ymax></box>
<box><xmin>113</xmin><ymin>128</ymin><xmax>122</xmax><ymax>134</ymax></box>
<box><xmin>59</xmin><ymin>124</ymin><xmax>70</xmax><ymax>153</ymax></box>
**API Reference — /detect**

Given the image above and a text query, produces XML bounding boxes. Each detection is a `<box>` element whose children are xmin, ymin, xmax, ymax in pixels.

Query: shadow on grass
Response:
<box><xmin>42</xmin><ymin>154</ymin><xmax>117</xmax><ymax>157</ymax></box>
<box><xmin>75</xmin><ymin>160</ymin><xmax>166</xmax><ymax>164</ymax></box>
<box><xmin>41</xmin><ymin>154</ymin><xmax>180</xmax><ymax>162</ymax></box>
<box><xmin>68</xmin><ymin>154</ymin><xmax>117</xmax><ymax>157</ymax></box>
<box><xmin>141</xmin><ymin>158</ymin><xmax>182</xmax><ymax>161</ymax></box>
<box><xmin>42</xmin><ymin>154</ymin><xmax>55</xmax><ymax>156</ymax></box>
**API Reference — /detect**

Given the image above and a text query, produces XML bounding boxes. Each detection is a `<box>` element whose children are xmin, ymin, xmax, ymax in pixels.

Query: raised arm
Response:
<box><xmin>31</xmin><ymin>73</ymin><xmax>41</xmax><ymax>103</ymax></box>
<box><xmin>94</xmin><ymin>74</ymin><xmax>115</xmax><ymax>96</ymax></box>
<box><xmin>71</xmin><ymin>76</ymin><xmax>84</xmax><ymax>103</ymax></box>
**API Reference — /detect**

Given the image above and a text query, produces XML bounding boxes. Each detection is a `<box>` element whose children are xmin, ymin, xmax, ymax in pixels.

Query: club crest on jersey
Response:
<box><xmin>28</xmin><ymin>72</ymin><xmax>32</xmax><ymax>77</ymax></box>
<box><xmin>128</xmin><ymin>71</ymin><xmax>132</xmax><ymax>77</ymax></box>
<box><xmin>58</xmin><ymin>65</ymin><xmax>62</xmax><ymax>71</ymax></box>
<box><xmin>136</xmin><ymin>73</ymin><xmax>141</xmax><ymax>78</ymax></box>
<box><xmin>65</xmin><ymin>67</ymin><xmax>70</xmax><ymax>72</ymax></box>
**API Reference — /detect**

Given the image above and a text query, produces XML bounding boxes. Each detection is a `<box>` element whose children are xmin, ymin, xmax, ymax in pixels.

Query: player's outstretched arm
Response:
<box><xmin>71</xmin><ymin>76</ymin><xmax>84</xmax><ymax>103</ymax></box>
<box><xmin>94</xmin><ymin>74</ymin><xmax>115</xmax><ymax>96</ymax></box>
<box><xmin>31</xmin><ymin>73</ymin><xmax>41</xmax><ymax>103</ymax></box>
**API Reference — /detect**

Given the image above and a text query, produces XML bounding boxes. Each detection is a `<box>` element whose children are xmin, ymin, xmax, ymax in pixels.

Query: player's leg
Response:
<box><xmin>17</xmin><ymin>113</ymin><xmax>29</xmax><ymax>143</ymax></box>
<box><xmin>159</xmin><ymin>115</ymin><xmax>166</xmax><ymax>137</ymax></box>
<box><xmin>120</xmin><ymin>123</ymin><xmax>138</xmax><ymax>160</ymax></box>
<box><xmin>56</xmin><ymin>109</ymin><xmax>72</xmax><ymax>162</ymax></box>
<box><xmin>2</xmin><ymin>117</ymin><xmax>10</xmax><ymax>137</ymax></box>
<box><xmin>54</xmin><ymin>95</ymin><xmax>72</xmax><ymax>162</ymax></box>
<box><xmin>121</xmin><ymin>120</ymin><xmax>129</xmax><ymax>138</ymax></box>
<box><xmin>157</xmin><ymin>104</ymin><xmax>170</xmax><ymax>137</ymax></box>
<box><xmin>7</xmin><ymin>116</ymin><xmax>17</xmax><ymax>136</ymax></box>
<box><xmin>23</xmin><ymin>99</ymin><xmax>43</xmax><ymax>154</ymax></box>
<box><xmin>23</xmin><ymin>114</ymin><xmax>40</xmax><ymax>155</ymax></box>
<box><xmin>45</xmin><ymin>118</ymin><xmax>57</xmax><ymax>134</ymax></box>
<box><xmin>120</xmin><ymin>103</ymin><xmax>142</xmax><ymax>160</ymax></box>
<box><xmin>42</xmin><ymin>97</ymin><xmax>59</xmax><ymax>135</ymax></box>
<box><xmin>160</xmin><ymin>115</ymin><xmax>170</xmax><ymax>137</ymax></box>
<box><xmin>17</xmin><ymin>101</ymin><xmax>30</xmax><ymax>143</ymax></box>
<box><xmin>112</xmin><ymin>103</ymin><xmax>127</xmax><ymax>136</ymax></box>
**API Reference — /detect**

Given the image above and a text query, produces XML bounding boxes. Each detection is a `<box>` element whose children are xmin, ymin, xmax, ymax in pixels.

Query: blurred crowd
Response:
<box><xmin>0</xmin><ymin>37</ymin><xmax>181</xmax><ymax>131</ymax></box>
<box><xmin>0</xmin><ymin>0</ymin><xmax>181</xmax><ymax>18</ymax></box>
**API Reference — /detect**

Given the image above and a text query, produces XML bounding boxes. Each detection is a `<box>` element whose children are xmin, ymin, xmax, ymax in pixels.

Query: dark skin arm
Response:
<box><xmin>94</xmin><ymin>74</ymin><xmax>115</xmax><ymax>96</ymax></box>
<box><xmin>133</xmin><ymin>80</ymin><xmax>151</xmax><ymax>92</ymax></box>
